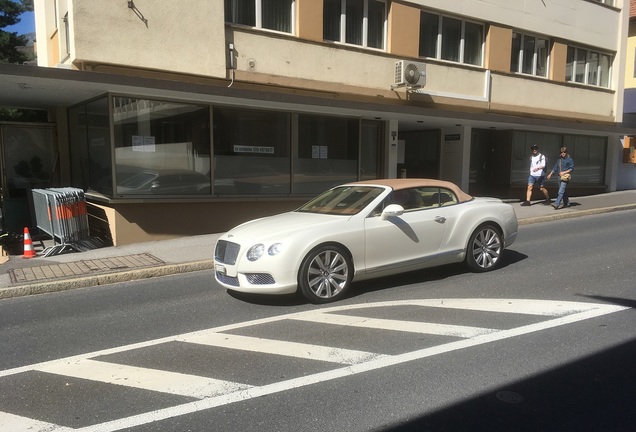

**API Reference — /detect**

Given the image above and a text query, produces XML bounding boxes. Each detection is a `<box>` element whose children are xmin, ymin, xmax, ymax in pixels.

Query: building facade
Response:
<box><xmin>3</xmin><ymin>0</ymin><xmax>632</xmax><ymax>244</ymax></box>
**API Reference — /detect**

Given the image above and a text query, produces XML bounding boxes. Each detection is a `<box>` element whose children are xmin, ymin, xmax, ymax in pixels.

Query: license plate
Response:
<box><xmin>215</xmin><ymin>264</ymin><xmax>226</xmax><ymax>275</ymax></box>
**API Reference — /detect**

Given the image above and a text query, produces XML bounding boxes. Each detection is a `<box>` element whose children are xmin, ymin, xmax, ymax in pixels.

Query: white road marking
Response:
<box><xmin>182</xmin><ymin>332</ymin><xmax>387</xmax><ymax>364</ymax></box>
<box><xmin>36</xmin><ymin>359</ymin><xmax>251</xmax><ymax>399</ymax></box>
<box><xmin>0</xmin><ymin>299</ymin><xmax>628</xmax><ymax>432</ymax></box>
<box><xmin>401</xmin><ymin>298</ymin><xmax>602</xmax><ymax>316</ymax></box>
<box><xmin>291</xmin><ymin>312</ymin><xmax>496</xmax><ymax>338</ymax></box>
<box><xmin>0</xmin><ymin>411</ymin><xmax>74</xmax><ymax>432</ymax></box>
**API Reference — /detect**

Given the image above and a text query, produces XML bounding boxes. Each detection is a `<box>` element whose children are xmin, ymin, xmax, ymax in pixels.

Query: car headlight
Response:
<box><xmin>268</xmin><ymin>243</ymin><xmax>283</xmax><ymax>256</ymax></box>
<box><xmin>246</xmin><ymin>244</ymin><xmax>265</xmax><ymax>261</ymax></box>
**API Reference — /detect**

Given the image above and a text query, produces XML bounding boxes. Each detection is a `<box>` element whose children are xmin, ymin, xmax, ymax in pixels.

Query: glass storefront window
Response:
<box><xmin>213</xmin><ymin>107</ymin><xmax>291</xmax><ymax>195</ymax></box>
<box><xmin>512</xmin><ymin>131</ymin><xmax>606</xmax><ymax>185</ymax></box>
<box><xmin>295</xmin><ymin>115</ymin><xmax>359</xmax><ymax>194</ymax></box>
<box><xmin>562</xmin><ymin>135</ymin><xmax>607</xmax><ymax>184</ymax></box>
<box><xmin>112</xmin><ymin>97</ymin><xmax>211</xmax><ymax>196</ymax></box>
<box><xmin>87</xmin><ymin>98</ymin><xmax>113</xmax><ymax>195</ymax></box>
<box><xmin>68</xmin><ymin>104</ymin><xmax>89</xmax><ymax>190</ymax></box>
<box><xmin>1</xmin><ymin>125</ymin><xmax>56</xmax><ymax>198</ymax></box>
<box><xmin>68</xmin><ymin>98</ymin><xmax>369</xmax><ymax>200</ymax></box>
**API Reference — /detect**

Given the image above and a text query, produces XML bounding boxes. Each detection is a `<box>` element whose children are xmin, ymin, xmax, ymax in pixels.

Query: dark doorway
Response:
<box><xmin>0</xmin><ymin>124</ymin><xmax>57</xmax><ymax>233</ymax></box>
<box><xmin>469</xmin><ymin>129</ymin><xmax>513</xmax><ymax>197</ymax></box>
<box><xmin>398</xmin><ymin>129</ymin><xmax>440</xmax><ymax>178</ymax></box>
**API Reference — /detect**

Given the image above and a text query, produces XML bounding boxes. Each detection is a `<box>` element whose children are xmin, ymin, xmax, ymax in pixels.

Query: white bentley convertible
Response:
<box><xmin>214</xmin><ymin>179</ymin><xmax>518</xmax><ymax>303</ymax></box>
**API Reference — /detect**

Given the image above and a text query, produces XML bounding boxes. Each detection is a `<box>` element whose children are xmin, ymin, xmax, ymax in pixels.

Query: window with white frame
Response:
<box><xmin>62</xmin><ymin>12</ymin><xmax>70</xmax><ymax>58</ymax></box>
<box><xmin>510</xmin><ymin>32</ymin><xmax>548</xmax><ymax>77</ymax></box>
<box><xmin>419</xmin><ymin>11</ymin><xmax>483</xmax><ymax>66</ymax></box>
<box><xmin>565</xmin><ymin>46</ymin><xmax>611</xmax><ymax>88</ymax></box>
<box><xmin>323</xmin><ymin>0</ymin><xmax>387</xmax><ymax>50</ymax></box>
<box><xmin>224</xmin><ymin>0</ymin><xmax>295</xmax><ymax>34</ymax></box>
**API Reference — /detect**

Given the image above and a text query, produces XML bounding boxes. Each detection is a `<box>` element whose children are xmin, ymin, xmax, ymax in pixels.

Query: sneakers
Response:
<box><xmin>543</xmin><ymin>199</ymin><xmax>552</xmax><ymax>206</ymax></box>
<box><xmin>520</xmin><ymin>201</ymin><xmax>531</xmax><ymax>206</ymax></box>
<box><xmin>552</xmin><ymin>204</ymin><xmax>563</xmax><ymax>210</ymax></box>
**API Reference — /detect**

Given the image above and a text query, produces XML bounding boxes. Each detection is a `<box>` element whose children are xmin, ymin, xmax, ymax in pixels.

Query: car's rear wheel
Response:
<box><xmin>466</xmin><ymin>224</ymin><xmax>502</xmax><ymax>272</ymax></box>
<box><xmin>298</xmin><ymin>245</ymin><xmax>352</xmax><ymax>304</ymax></box>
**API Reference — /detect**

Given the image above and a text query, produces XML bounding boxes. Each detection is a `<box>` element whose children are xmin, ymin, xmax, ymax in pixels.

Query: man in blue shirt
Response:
<box><xmin>547</xmin><ymin>147</ymin><xmax>574</xmax><ymax>209</ymax></box>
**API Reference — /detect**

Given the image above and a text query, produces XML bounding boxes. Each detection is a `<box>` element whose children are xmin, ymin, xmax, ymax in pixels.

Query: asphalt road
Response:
<box><xmin>1</xmin><ymin>210</ymin><xmax>635</xmax><ymax>431</ymax></box>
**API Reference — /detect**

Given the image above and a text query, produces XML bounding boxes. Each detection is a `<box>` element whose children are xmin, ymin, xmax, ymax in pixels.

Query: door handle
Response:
<box><xmin>434</xmin><ymin>216</ymin><xmax>446</xmax><ymax>223</ymax></box>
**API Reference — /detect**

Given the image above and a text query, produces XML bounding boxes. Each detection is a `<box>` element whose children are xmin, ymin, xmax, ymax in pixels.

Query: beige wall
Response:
<box><xmin>625</xmin><ymin>23</ymin><xmax>636</xmax><ymax>89</ymax></box>
<box><xmin>490</xmin><ymin>73</ymin><xmax>616</xmax><ymax>121</ymax></box>
<box><xmin>229</xmin><ymin>29</ymin><xmax>398</xmax><ymax>92</ymax></box>
<box><xmin>485</xmin><ymin>25</ymin><xmax>511</xmax><ymax>73</ymax></box>
<box><xmin>33</xmin><ymin>0</ymin><xmax>624</xmax><ymax>124</ymax></box>
<box><xmin>297</xmin><ymin>0</ymin><xmax>322</xmax><ymax>42</ymax></box>
<box><xmin>549</xmin><ymin>41</ymin><xmax>567</xmax><ymax>82</ymax></box>
<box><xmin>91</xmin><ymin>200</ymin><xmax>306</xmax><ymax>246</ymax></box>
<box><xmin>71</xmin><ymin>0</ymin><xmax>227</xmax><ymax>78</ymax></box>
<box><xmin>388</xmin><ymin>1</ymin><xmax>420</xmax><ymax>58</ymax></box>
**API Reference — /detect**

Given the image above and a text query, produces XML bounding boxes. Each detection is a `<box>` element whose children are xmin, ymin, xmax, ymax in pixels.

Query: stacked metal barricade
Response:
<box><xmin>31</xmin><ymin>188</ymin><xmax>105</xmax><ymax>256</ymax></box>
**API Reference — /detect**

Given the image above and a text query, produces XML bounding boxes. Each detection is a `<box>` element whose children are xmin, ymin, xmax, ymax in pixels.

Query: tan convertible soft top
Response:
<box><xmin>351</xmin><ymin>178</ymin><xmax>473</xmax><ymax>203</ymax></box>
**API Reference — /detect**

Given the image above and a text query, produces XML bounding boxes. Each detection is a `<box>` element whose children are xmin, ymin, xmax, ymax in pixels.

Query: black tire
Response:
<box><xmin>466</xmin><ymin>224</ymin><xmax>503</xmax><ymax>272</ymax></box>
<box><xmin>298</xmin><ymin>245</ymin><xmax>352</xmax><ymax>304</ymax></box>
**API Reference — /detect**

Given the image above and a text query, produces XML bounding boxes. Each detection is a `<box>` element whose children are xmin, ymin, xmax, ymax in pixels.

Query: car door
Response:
<box><xmin>363</xmin><ymin>187</ymin><xmax>450</xmax><ymax>275</ymax></box>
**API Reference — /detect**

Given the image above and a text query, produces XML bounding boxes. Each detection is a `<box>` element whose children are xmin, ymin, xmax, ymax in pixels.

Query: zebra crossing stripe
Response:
<box><xmin>36</xmin><ymin>359</ymin><xmax>252</xmax><ymax>399</ymax></box>
<box><xmin>0</xmin><ymin>411</ymin><xmax>74</xmax><ymax>432</ymax></box>
<box><xmin>402</xmin><ymin>298</ymin><xmax>603</xmax><ymax>316</ymax></box>
<box><xmin>0</xmin><ymin>299</ymin><xmax>628</xmax><ymax>432</ymax></box>
<box><xmin>291</xmin><ymin>312</ymin><xmax>496</xmax><ymax>338</ymax></box>
<box><xmin>181</xmin><ymin>332</ymin><xmax>388</xmax><ymax>364</ymax></box>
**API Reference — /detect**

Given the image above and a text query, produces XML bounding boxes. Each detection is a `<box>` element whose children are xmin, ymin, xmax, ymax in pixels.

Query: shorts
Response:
<box><xmin>528</xmin><ymin>175</ymin><xmax>545</xmax><ymax>187</ymax></box>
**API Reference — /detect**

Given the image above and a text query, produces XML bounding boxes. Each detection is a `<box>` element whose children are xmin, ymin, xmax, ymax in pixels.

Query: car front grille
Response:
<box><xmin>215</xmin><ymin>240</ymin><xmax>240</xmax><ymax>265</ymax></box>
<box><xmin>216</xmin><ymin>272</ymin><xmax>239</xmax><ymax>287</ymax></box>
<box><xmin>245</xmin><ymin>273</ymin><xmax>275</xmax><ymax>285</ymax></box>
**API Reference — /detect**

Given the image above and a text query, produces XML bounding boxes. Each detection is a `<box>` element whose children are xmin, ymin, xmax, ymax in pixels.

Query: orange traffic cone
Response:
<box><xmin>22</xmin><ymin>227</ymin><xmax>37</xmax><ymax>259</ymax></box>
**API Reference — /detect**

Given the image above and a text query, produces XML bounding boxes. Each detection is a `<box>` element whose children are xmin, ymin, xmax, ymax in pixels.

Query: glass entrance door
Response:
<box><xmin>0</xmin><ymin>124</ymin><xmax>57</xmax><ymax>232</ymax></box>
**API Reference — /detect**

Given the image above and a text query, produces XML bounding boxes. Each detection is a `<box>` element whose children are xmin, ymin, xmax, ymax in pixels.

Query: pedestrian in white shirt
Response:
<box><xmin>520</xmin><ymin>145</ymin><xmax>550</xmax><ymax>206</ymax></box>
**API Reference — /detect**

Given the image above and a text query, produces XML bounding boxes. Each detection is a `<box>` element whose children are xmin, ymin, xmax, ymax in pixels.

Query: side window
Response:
<box><xmin>368</xmin><ymin>186</ymin><xmax>458</xmax><ymax>217</ymax></box>
<box><xmin>420</xmin><ymin>187</ymin><xmax>458</xmax><ymax>207</ymax></box>
<box><xmin>389</xmin><ymin>188</ymin><xmax>426</xmax><ymax>211</ymax></box>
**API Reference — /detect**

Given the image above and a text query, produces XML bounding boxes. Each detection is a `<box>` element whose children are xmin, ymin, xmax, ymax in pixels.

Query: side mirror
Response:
<box><xmin>381</xmin><ymin>204</ymin><xmax>404</xmax><ymax>220</ymax></box>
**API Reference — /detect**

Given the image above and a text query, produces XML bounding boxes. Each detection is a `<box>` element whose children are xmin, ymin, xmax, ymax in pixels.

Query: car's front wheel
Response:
<box><xmin>298</xmin><ymin>245</ymin><xmax>352</xmax><ymax>304</ymax></box>
<box><xmin>466</xmin><ymin>224</ymin><xmax>502</xmax><ymax>272</ymax></box>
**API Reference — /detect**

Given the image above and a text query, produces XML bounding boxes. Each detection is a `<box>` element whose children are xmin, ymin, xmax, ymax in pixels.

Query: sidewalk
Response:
<box><xmin>1</xmin><ymin>190</ymin><xmax>635</xmax><ymax>300</ymax></box>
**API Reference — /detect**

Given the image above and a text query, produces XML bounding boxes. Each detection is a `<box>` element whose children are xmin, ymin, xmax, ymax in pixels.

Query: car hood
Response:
<box><xmin>224</xmin><ymin>211</ymin><xmax>349</xmax><ymax>242</ymax></box>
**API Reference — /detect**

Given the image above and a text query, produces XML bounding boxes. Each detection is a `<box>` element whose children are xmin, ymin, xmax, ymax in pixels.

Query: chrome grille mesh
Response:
<box><xmin>245</xmin><ymin>273</ymin><xmax>275</xmax><ymax>285</ymax></box>
<box><xmin>215</xmin><ymin>240</ymin><xmax>240</xmax><ymax>265</ymax></box>
<box><xmin>216</xmin><ymin>272</ymin><xmax>239</xmax><ymax>286</ymax></box>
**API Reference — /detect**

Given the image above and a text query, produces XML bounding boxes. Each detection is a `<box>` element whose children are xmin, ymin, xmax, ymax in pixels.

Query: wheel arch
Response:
<box><xmin>297</xmin><ymin>241</ymin><xmax>356</xmax><ymax>279</ymax></box>
<box><xmin>465</xmin><ymin>221</ymin><xmax>504</xmax><ymax>250</ymax></box>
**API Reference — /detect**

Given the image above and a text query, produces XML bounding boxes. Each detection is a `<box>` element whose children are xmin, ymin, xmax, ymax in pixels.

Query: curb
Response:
<box><xmin>518</xmin><ymin>203</ymin><xmax>636</xmax><ymax>225</ymax></box>
<box><xmin>0</xmin><ymin>260</ymin><xmax>214</xmax><ymax>300</ymax></box>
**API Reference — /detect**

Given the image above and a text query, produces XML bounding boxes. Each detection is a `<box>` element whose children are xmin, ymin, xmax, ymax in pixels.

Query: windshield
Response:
<box><xmin>297</xmin><ymin>186</ymin><xmax>384</xmax><ymax>215</ymax></box>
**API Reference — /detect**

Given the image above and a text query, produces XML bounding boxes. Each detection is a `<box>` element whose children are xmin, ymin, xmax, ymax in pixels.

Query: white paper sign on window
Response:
<box><xmin>312</xmin><ymin>145</ymin><xmax>328</xmax><ymax>159</ymax></box>
<box><xmin>233</xmin><ymin>145</ymin><xmax>274</xmax><ymax>154</ymax></box>
<box><xmin>132</xmin><ymin>135</ymin><xmax>156</xmax><ymax>152</ymax></box>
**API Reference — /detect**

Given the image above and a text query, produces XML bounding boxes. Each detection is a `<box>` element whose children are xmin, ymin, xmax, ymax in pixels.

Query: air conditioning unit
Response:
<box><xmin>394</xmin><ymin>60</ymin><xmax>426</xmax><ymax>88</ymax></box>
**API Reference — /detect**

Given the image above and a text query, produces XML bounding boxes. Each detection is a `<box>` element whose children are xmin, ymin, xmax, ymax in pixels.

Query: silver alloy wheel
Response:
<box><xmin>305</xmin><ymin>249</ymin><xmax>349</xmax><ymax>299</ymax></box>
<box><xmin>470</xmin><ymin>226</ymin><xmax>502</xmax><ymax>270</ymax></box>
